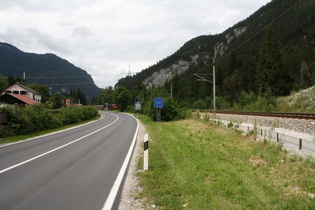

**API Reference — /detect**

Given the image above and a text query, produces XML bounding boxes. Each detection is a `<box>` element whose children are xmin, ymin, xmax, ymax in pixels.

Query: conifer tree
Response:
<box><xmin>0</xmin><ymin>73</ymin><xmax>8</xmax><ymax>93</ymax></box>
<box><xmin>188</xmin><ymin>65</ymin><xmax>199</xmax><ymax>101</ymax></box>
<box><xmin>171</xmin><ymin>72</ymin><xmax>180</xmax><ymax>101</ymax></box>
<box><xmin>311</xmin><ymin>49</ymin><xmax>315</xmax><ymax>85</ymax></box>
<box><xmin>256</xmin><ymin>26</ymin><xmax>289</xmax><ymax>96</ymax></box>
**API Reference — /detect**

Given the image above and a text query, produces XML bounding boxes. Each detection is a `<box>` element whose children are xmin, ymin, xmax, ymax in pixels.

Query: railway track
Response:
<box><xmin>200</xmin><ymin>111</ymin><xmax>315</xmax><ymax>120</ymax></box>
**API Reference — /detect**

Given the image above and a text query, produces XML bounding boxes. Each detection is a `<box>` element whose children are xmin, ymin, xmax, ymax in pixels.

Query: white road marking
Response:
<box><xmin>102</xmin><ymin>114</ymin><xmax>139</xmax><ymax>210</ymax></box>
<box><xmin>0</xmin><ymin>114</ymin><xmax>118</xmax><ymax>175</ymax></box>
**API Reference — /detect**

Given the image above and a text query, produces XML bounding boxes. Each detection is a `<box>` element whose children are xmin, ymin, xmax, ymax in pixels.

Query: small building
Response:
<box><xmin>4</xmin><ymin>83</ymin><xmax>42</xmax><ymax>103</ymax></box>
<box><xmin>64</xmin><ymin>99</ymin><xmax>82</xmax><ymax>107</ymax></box>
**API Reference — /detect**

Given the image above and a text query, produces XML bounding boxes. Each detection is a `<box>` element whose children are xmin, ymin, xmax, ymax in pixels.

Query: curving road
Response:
<box><xmin>0</xmin><ymin>112</ymin><xmax>139</xmax><ymax>210</ymax></box>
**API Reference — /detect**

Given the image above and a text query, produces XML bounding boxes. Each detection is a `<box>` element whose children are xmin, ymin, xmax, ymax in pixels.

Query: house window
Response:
<box><xmin>20</xmin><ymin>91</ymin><xmax>27</xmax><ymax>95</ymax></box>
<box><xmin>5</xmin><ymin>91</ymin><xmax>12</xmax><ymax>94</ymax></box>
<box><xmin>13</xmin><ymin>91</ymin><xmax>19</xmax><ymax>94</ymax></box>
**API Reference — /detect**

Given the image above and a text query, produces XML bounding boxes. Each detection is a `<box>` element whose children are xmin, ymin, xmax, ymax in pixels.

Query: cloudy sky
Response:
<box><xmin>0</xmin><ymin>0</ymin><xmax>271</xmax><ymax>88</ymax></box>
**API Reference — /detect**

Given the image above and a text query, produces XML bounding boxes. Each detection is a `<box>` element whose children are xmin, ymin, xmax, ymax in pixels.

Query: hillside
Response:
<box><xmin>116</xmin><ymin>0</ymin><xmax>315</xmax><ymax>105</ymax></box>
<box><xmin>277</xmin><ymin>86</ymin><xmax>315</xmax><ymax>113</ymax></box>
<box><xmin>0</xmin><ymin>42</ymin><xmax>100</xmax><ymax>101</ymax></box>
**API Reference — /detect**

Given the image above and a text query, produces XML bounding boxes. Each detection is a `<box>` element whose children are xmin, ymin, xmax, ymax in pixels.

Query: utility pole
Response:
<box><xmin>121</xmin><ymin>65</ymin><xmax>139</xmax><ymax>76</ymax></box>
<box><xmin>194</xmin><ymin>57</ymin><xmax>216</xmax><ymax>112</ymax></box>
<box><xmin>213</xmin><ymin>57</ymin><xmax>216</xmax><ymax>112</ymax></box>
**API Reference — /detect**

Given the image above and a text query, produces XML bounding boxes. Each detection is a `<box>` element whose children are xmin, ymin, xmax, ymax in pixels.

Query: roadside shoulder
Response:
<box><xmin>119</xmin><ymin>118</ymin><xmax>146</xmax><ymax>209</ymax></box>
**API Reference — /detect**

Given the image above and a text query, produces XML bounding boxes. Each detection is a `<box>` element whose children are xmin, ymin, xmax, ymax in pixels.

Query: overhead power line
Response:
<box><xmin>42</xmin><ymin>82</ymin><xmax>95</xmax><ymax>86</ymax></box>
<box><xmin>199</xmin><ymin>0</ymin><xmax>302</xmax><ymax>71</ymax></box>
<box><xmin>27</xmin><ymin>76</ymin><xmax>92</xmax><ymax>79</ymax></box>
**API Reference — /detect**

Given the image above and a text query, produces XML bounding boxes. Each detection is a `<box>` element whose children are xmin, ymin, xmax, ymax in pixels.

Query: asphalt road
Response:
<box><xmin>0</xmin><ymin>112</ymin><xmax>139</xmax><ymax>210</ymax></box>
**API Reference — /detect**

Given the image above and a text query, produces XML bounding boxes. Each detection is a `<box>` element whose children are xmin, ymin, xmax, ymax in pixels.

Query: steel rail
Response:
<box><xmin>199</xmin><ymin>111</ymin><xmax>315</xmax><ymax>120</ymax></box>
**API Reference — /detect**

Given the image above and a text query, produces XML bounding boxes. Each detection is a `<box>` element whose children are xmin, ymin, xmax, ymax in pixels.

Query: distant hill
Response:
<box><xmin>116</xmin><ymin>0</ymin><xmax>315</xmax><ymax>100</ymax></box>
<box><xmin>0</xmin><ymin>42</ymin><xmax>100</xmax><ymax>101</ymax></box>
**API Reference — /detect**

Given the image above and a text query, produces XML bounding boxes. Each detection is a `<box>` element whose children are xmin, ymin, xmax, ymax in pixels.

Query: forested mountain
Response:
<box><xmin>116</xmin><ymin>0</ymin><xmax>315</xmax><ymax>108</ymax></box>
<box><xmin>0</xmin><ymin>42</ymin><xmax>100</xmax><ymax>101</ymax></box>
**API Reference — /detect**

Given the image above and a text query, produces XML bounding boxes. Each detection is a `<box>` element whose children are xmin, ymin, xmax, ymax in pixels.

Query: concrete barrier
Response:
<box><xmin>208</xmin><ymin>116</ymin><xmax>315</xmax><ymax>158</ymax></box>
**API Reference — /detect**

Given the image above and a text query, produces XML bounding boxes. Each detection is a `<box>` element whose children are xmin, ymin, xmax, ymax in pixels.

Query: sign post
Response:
<box><xmin>154</xmin><ymin>98</ymin><xmax>164</xmax><ymax>122</ymax></box>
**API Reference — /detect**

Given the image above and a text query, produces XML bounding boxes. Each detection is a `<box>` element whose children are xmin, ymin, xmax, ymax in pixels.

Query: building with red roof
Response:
<box><xmin>0</xmin><ymin>83</ymin><xmax>41</xmax><ymax>105</ymax></box>
<box><xmin>4</xmin><ymin>82</ymin><xmax>42</xmax><ymax>103</ymax></box>
<box><xmin>0</xmin><ymin>93</ymin><xmax>39</xmax><ymax>105</ymax></box>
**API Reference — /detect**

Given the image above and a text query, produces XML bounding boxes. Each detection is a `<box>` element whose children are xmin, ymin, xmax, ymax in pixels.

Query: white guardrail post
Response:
<box><xmin>144</xmin><ymin>134</ymin><xmax>149</xmax><ymax>171</ymax></box>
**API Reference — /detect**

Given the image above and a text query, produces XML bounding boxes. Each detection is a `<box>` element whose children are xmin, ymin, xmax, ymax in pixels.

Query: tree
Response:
<box><xmin>226</xmin><ymin>52</ymin><xmax>242</xmax><ymax>77</ymax></box>
<box><xmin>0</xmin><ymin>73</ymin><xmax>8</xmax><ymax>93</ymax></box>
<box><xmin>7</xmin><ymin>74</ymin><xmax>25</xmax><ymax>86</ymax></box>
<box><xmin>223</xmin><ymin>74</ymin><xmax>241</xmax><ymax>103</ymax></box>
<box><xmin>114</xmin><ymin>86</ymin><xmax>130</xmax><ymax>111</ymax></box>
<box><xmin>51</xmin><ymin>93</ymin><xmax>63</xmax><ymax>109</ymax></box>
<box><xmin>171</xmin><ymin>72</ymin><xmax>180</xmax><ymax>101</ymax></box>
<box><xmin>96</xmin><ymin>86</ymin><xmax>114</xmax><ymax>106</ymax></box>
<box><xmin>70</xmin><ymin>88</ymin><xmax>87</xmax><ymax>105</ymax></box>
<box><xmin>240</xmin><ymin>90</ymin><xmax>257</xmax><ymax>110</ymax></box>
<box><xmin>311</xmin><ymin>48</ymin><xmax>315</xmax><ymax>85</ymax></box>
<box><xmin>188</xmin><ymin>65</ymin><xmax>199</xmax><ymax>102</ymax></box>
<box><xmin>300</xmin><ymin>61</ymin><xmax>312</xmax><ymax>88</ymax></box>
<box><xmin>256</xmin><ymin>26</ymin><xmax>289</xmax><ymax>96</ymax></box>
<box><xmin>222</xmin><ymin>53</ymin><xmax>243</xmax><ymax>103</ymax></box>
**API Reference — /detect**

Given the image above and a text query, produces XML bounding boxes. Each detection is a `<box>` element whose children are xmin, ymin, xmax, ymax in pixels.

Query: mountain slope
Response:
<box><xmin>0</xmin><ymin>42</ymin><xmax>100</xmax><ymax>101</ymax></box>
<box><xmin>116</xmin><ymin>0</ymin><xmax>315</xmax><ymax>99</ymax></box>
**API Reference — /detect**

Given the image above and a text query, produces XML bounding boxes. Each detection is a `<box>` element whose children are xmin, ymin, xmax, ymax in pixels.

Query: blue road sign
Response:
<box><xmin>154</xmin><ymin>98</ymin><xmax>164</xmax><ymax>108</ymax></box>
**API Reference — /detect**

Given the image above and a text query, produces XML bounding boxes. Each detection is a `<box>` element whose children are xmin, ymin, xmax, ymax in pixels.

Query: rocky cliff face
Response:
<box><xmin>142</xmin><ymin>25</ymin><xmax>247</xmax><ymax>88</ymax></box>
<box><xmin>143</xmin><ymin>55</ymin><xmax>198</xmax><ymax>88</ymax></box>
<box><xmin>216</xmin><ymin>26</ymin><xmax>248</xmax><ymax>58</ymax></box>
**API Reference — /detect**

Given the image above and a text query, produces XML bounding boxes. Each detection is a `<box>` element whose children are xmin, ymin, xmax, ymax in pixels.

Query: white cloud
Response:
<box><xmin>72</xmin><ymin>26</ymin><xmax>93</xmax><ymax>37</ymax></box>
<box><xmin>0</xmin><ymin>0</ymin><xmax>271</xmax><ymax>88</ymax></box>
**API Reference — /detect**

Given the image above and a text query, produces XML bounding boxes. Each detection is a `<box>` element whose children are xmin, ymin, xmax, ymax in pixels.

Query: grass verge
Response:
<box><xmin>136</xmin><ymin>115</ymin><xmax>315</xmax><ymax>209</ymax></box>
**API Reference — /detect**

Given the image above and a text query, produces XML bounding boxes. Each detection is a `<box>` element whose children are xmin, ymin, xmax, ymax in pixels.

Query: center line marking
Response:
<box><xmin>0</xmin><ymin>114</ymin><xmax>119</xmax><ymax>175</ymax></box>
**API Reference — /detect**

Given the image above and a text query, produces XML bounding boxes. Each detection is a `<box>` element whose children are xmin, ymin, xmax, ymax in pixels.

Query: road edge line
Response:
<box><xmin>102</xmin><ymin>114</ymin><xmax>140</xmax><ymax>210</ymax></box>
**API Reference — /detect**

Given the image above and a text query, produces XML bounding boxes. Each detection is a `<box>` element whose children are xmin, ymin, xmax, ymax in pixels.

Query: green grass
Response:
<box><xmin>136</xmin><ymin>115</ymin><xmax>315</xmax><ymax>209</ymax></box>
<box><xmin>0</xmin><ymin>117</ymin><xmax>99</xmax><ymax>144</ymax></box>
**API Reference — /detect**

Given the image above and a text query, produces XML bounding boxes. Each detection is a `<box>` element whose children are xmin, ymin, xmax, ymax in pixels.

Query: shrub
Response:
<box><xmin>227</xmin><ymin>121</ymin><xmax>234</xmax><ymax>128</ymax></box>
<box><xmin>143</xmin><ymin>97</ymin><xmax>188</xmax><ymax>121</ymax></box>
<box><xmin>57</xmin><ymin>106</ymin><xmax>98</xmax><ymax>125</ymax></box>
<box><xmin>0</xmin><ymin>105</ymin><xmax>98</xmax><ymax>137</ymax></box>
<box><xmin>192</xmin><ymin>100</ymin><xmax>207</xmax><ymax>110</ymax></box>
